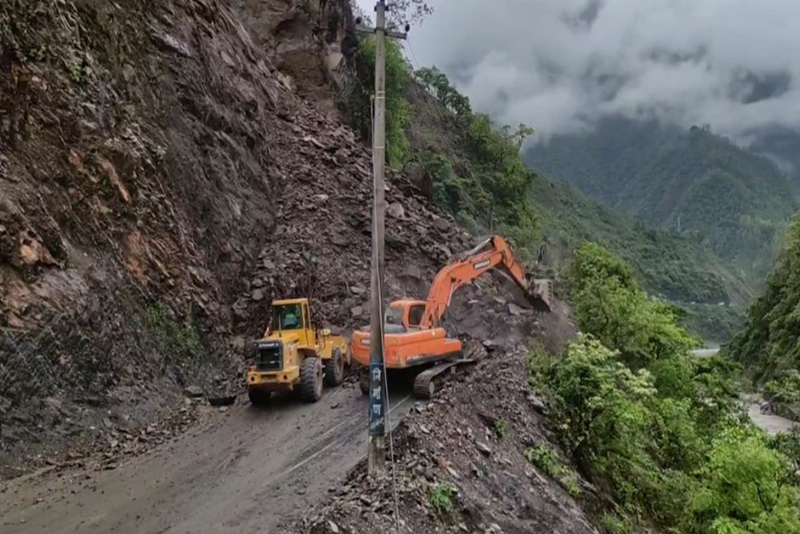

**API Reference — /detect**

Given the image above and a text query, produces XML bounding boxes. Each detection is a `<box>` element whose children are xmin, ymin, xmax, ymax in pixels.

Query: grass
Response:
<box><xmin>140</xmin><ymin>301</ymin><xmax>203</xmax><ymax>368</ymax></box>
<box><xmin>492</xmin><ymin>419</ymin><xmax>507</xmax><ymax>440</ymax></box>
<box><xmin>524</xmin><ymin>444</ymin><xmax>582</xmax><ymax>498</ymax></box>
<box><xmin>601</xmin><ymin>513</ymin><xmax>632</xmax><ymax>534</ymax></box>
<box><xmin>427</xmin><ymin>483</ymin><xmax>457</xmax><ymax>515</ymax></box>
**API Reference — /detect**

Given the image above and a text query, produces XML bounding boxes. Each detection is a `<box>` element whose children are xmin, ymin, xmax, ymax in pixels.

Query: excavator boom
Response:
<box><xmin>351</xmin><ymin>234</ymin><xmax>552</xmax><ymax>394</ymax></box>
<box><xmin>420</xmin><ymin>235</ymin><xmax>549</xmax><ymax>328</ymax></box>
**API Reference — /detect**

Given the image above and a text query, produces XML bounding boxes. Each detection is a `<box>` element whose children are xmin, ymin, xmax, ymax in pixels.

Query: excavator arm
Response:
<box><xmin>419</xmin><ymin>235</ymin><xmax>550</xmax><ymax>329</ymax></box>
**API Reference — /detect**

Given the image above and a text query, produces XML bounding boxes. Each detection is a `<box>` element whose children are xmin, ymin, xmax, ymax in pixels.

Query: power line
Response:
<box><xmin>405</xmin><ymin>38</ymin><xmax>421</xmax><ymax>71</ymax></box>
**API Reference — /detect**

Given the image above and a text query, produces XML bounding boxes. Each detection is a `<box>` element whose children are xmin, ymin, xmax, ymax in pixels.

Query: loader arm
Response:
<box><xmin>419</xmin><ymin>235</ymin><xmax>531</xmax><ymax>329</ymax></box>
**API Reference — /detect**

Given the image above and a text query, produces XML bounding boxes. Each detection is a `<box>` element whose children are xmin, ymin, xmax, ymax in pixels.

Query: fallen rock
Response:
<box><xmin>527</xmin><ymin>394</ymin><xmax>545</xmax><ymax>414</ymax></box>
<box><xmin>404</xmin><ymin>264</ymin><xmax>423</xmax><ymax>280</ymax></box>
<box><xmin>208</xmin><ymin>395</ymin><xmax>236</xmax><ymax>407</ymax></box>
<box><xmin>508</xmin><ymin>303</ymin><xmax>525</xmax><ymax>316</ymax></box>
<box><xmin>387</xmin><ymin>202</ymin><xmax>406</xmax><ymax>219</ymax></box>
<box><xmin>184</xmin><ymin>386</ymin><xmax>204</xmax><ymax>398</ymax></box>
<box><xmin>350</xmin><ymin>285</ymin><xmax>367</xmax><ymax>295</ymax></box>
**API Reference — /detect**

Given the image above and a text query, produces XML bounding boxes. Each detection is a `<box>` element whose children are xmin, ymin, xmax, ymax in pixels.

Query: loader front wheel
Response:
<box><xmin>359</xmin><ymin>368</ymin><xmax>370</xmax><ymax>396</ymax></box>
<box><xmin>300</xmin><ymin>357</ymin><xmax>323</xmax><ymax>403</ymax></box>
<box><xmin>324</xmin><ymin>348</ymin><xmax>345</xmax><ymax>387</ymax></box>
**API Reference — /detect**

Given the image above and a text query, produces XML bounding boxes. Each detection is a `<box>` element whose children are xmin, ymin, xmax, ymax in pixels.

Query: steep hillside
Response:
<box><xmin>0</xmin><ymin>0</ymin><xmax>472</xmax><ymax>477</ymax></box>
<box><xmin>527</xmin><ymin>173</ymin><xmax>749</xmax><ymax>343</ymax></box>
<box><xmin>728</xmin><ymin>213</ymin><xmax>800</xmax><ymax>382</ymax></box>
<box><xmin>528</xmin><ymin>173</ymin><xmax>751</xmax><ymax>306</ymax></box>
<box><xmin>748</xmin><ymin>126</ymin><xmax>800</xmax><ymax>189</ymax></box>
<box><xmin>525</xmin><ymin>117</ymin><xmax>799</xmax><ymax>280</ymax></box>
<box><xmin>367</xmin><ymin>65</ymin><xmax>751</xmax><ymax>340</ymax></box>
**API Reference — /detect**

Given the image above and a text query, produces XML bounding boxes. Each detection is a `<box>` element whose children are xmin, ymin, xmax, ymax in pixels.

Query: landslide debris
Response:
<box><xmin>0</xmin><ymin>0</ymin><xmax>471</xmax><ymax>477</ymax></box>
<box><xmin>290</xmin><ymin>341</ymin><xmax>600</xmax><ymax>534</ymax></box>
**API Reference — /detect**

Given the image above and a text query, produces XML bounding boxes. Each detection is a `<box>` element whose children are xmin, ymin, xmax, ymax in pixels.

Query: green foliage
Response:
<box><xmin>415</xmin><ymin>67</ymin><xmax>472</xmax><ymax>125</ymax></box>
<box><xmin>729</xmin><ymin>212</ymin><xmax>800</xmax><ymax>384</ymax></box>
<box><xmin>601</xmin><ymin>514</ymin><xmax>632</xmax><ymax>534</ymax></box>
<box><xmin>411</xmin><ymin>68</ymin><xmax>541</xmax><ymax>260</ymax></box>
<box><xmin>769</xmin><ymin>427</ymin><xmax>800</xmax><ymax>469</ymax></box>
<box><xmin>766</xmin><ymin>371</ymin><xmax>800</xmax><ymax>405</ymax></box>
<box><xmin>690</xmin><ymin>426</ymin><xmax>800</xmax><ymax>534</ymax></box>
<box><xmin>569</xmin><ymin>243</ymin><xmax>700</xmax><ymax>365</ymax></box>
<box><xmin>492</xmin><ymin>418</ymin><xmax>506</xmax><ymax>440</ymax></box>
<box><xmin>139</xmin><ymin>302</ymin><xmax>203</xmax><ymax>369</ymax></box>
<box><xmin>427</xmin><ymin>483</ymin><xmax>456</xmax><ymax>515</ymax></box>
<box><xmin>532</xmin><ymin>245</ymin><xmax>797</xmax><ymax>532</ymax></box>
<box><xmin>351</xmin><ymin>37</ymin><xmax>413</xmax><ymax>167</ymax></box>
<box><xmin>535</xmin><ymin>335</ymin><xmax>669</xmax><ymax>513</ymax></box>
<box><xmin>763</xmin><ymin>371</ymin><xmax>800</xmax><ymax>420</ymax></box>
<box><xmin>524</xmin><ymin>443</ymin><xmax>582</xmax><ymax>498</ymax></box>
<box><xmin>407</xmin><ymin>66</ymin><xmax>742</xmax><ymax>319</ymax></box>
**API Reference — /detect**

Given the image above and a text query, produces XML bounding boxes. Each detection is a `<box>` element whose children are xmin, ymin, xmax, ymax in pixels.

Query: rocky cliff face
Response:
<box><xmin>0</xmin><ymin>0</ymin><xmax>468</xmax><ymax>477</ymax></box>
<box><xmin>231</xmin><ymin>0</ymin><xmax>358</xmax><ymax>108</ymax></box>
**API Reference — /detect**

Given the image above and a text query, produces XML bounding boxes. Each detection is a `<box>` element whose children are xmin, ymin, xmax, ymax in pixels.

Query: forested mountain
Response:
<box><xmin>525</xmin><ymin>117</ymin><xmax>799</xmax><ymax>280</ymax></box>
<box><xmin>749</xmin><ymin>126</ymin><xmax>800</xmax><ymax>188</ymax></box>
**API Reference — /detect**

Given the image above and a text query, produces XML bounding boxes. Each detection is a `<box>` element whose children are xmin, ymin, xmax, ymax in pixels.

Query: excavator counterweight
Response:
<box><xmin>352</xmin><ymin>235</ymin><xmax>552</xmax><ymax>398</ymax></box>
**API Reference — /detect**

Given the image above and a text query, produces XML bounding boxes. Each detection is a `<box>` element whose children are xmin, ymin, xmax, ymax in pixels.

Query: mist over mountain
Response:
<box><xmin>359</xmin><ymin>0</ymin><xmax>800</xmax><ymax>148</ymax></box>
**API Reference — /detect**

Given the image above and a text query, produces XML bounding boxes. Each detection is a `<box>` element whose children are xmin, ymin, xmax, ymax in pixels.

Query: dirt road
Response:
<box><xmin>0</xmin><ymin>384</ymin><xmax>412</xmax><ymax>534</ymax></box>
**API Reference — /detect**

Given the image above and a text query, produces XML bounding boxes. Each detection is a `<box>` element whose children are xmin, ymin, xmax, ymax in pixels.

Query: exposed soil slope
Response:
<box><xmin>0</xmin><ymin>0</ymin><xmax>471</xmax><ymax>478</ymax></box>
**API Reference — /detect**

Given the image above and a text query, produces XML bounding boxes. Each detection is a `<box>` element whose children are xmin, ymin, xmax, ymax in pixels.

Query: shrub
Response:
<box><xmin>427</xmin><ymin>483</ymin><xmax>456</xmax><ymax>515</ymax></box>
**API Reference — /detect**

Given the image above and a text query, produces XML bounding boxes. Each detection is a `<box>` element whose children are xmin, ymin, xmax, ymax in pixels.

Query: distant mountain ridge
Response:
<box><xmin>524</xmin><ymin>117</ymin><xmax>799</xmax><ymax>281</ymax></box>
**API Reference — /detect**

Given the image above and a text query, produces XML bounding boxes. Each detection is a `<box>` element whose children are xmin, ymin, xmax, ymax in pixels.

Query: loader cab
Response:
<box><xmin>269</xmin><ymin>298</ymin><xmax>315</xmax><ymax>347</ymax></box>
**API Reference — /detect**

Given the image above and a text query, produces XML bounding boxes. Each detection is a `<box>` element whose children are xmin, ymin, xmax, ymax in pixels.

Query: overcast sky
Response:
<box><xmin>356</xmin><ymin>0</ymin><xmax>800</xmax><ymax>141</ymax></box>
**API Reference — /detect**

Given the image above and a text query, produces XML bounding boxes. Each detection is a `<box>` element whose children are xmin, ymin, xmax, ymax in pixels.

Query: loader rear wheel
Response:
<box><xmin>300</xmin><ymin>357</ymin><xmax>323</xmax><ymax>403</ymax></box>
<box><xmin>248</xmin><ymin>389</ymin><xmax>271</xmax><ymax>406</ymax></box>
<box><xmin>324</xmin><ymin>348</ymin><xmax>345</xmax><ymax>387</ymax></box>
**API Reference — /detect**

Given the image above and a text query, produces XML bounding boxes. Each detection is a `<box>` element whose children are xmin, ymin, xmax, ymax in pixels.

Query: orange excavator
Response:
<box><xmin>351</xmin><ymin>235</ymin><xmax>552</xmax><ymax>398</ymax></box>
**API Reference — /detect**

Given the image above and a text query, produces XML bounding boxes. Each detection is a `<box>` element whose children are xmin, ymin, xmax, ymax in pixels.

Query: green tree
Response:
<box><xmin>569</xmin><ymin>243</ymin><xmax>699</xmax><ymax>365</ymax></box>
<box><xmin>530</xmin><ymin>244</ymin><xmax>779</xmax><ymax>532</ymax></box>
<box><xmin>351</xmin><ymin>37</ymin><xmax>412</xmax><ymax>167</ymax></box>
<box><xmin>689</xmin><ymin>426</ymin><xmax>800</xmax><ymax>534</ymax></box>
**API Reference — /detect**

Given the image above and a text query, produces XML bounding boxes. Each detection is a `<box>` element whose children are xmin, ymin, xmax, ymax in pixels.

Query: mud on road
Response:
<box><xmin>0</xmin><ymin>383</ymin><xmax>413</xmax><ymax>534</ymax></box>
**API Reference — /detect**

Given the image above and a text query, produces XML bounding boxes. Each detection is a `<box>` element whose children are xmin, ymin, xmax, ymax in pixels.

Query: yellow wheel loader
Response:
<box><xmin>247</xmin><ymin>298</ymin><xmax>350</xmax><ymax>405</ymax></box>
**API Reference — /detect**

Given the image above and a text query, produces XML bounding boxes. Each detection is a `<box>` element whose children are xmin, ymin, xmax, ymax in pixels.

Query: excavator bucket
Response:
<box><xmin>528</xmin><ymin>278</ymin><xmax>554</xmax><ymax>313</ymax></box>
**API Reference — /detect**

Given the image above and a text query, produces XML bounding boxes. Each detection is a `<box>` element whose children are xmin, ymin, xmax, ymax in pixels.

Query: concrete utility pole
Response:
<box><xmin>356</xmin><ymin>1</ymin><xmax>407</xmax><ymax>477</ymax></box>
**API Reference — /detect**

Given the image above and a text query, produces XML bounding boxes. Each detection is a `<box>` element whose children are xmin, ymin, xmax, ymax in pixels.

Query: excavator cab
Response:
<box><xmin>384</xmin><ymin>300</ymin><xmax>427</xmax><ymax>332</ymax></box>
<box><xmin>352</xmin><ymin>235</ymin><xmax>553</xmax><ymax>399</ymax></box>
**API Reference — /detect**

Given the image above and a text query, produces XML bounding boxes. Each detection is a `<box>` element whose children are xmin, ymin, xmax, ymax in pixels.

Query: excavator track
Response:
<box><xmin>413</xmin><ymin>357</ymin><xmax>476</xmax><ymax>399</ymax></box>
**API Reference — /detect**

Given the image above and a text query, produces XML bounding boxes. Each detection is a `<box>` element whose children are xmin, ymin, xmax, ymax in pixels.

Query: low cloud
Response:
<box><xmin>358</xmin><ymin>0</ymin><xmax>800</xmax><ymax>141</ymax></box>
